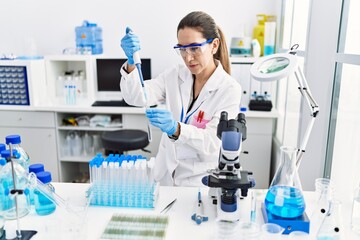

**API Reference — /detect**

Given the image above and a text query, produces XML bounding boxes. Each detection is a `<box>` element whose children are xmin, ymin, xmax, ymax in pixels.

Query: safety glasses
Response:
<box><xmin>173</xmin><ymin>38</ymin><xmax>214</xmax><ymax>57</ymax></box>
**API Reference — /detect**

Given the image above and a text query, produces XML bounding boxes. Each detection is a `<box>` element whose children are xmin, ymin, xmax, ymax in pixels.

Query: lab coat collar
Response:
<box><xmin>178</xmin><ymin>60</ymin><xmax>226</xmax><ymax>117</ymax></box>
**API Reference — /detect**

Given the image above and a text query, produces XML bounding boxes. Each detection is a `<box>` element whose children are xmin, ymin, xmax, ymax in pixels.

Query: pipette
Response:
<box><xmin>129</xmin><ymin>29</ymin><xmax>152</xmax><ymax>142</ymax></box>
<box><xmin>191</xmin><ymin>189</ymin><xmax>208</xmax><ymax>225</ymax></box>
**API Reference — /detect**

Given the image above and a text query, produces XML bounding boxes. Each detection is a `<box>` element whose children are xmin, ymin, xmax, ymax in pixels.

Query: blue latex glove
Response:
<box><xmin>146</xmin><ymin>109</ymin><xmax>178</xmax><ymax>136</ymax></box>
<box><xmin>120</xmin><ymin>27</ymin><xmax>140</xmax><ymax>65</ymax></box>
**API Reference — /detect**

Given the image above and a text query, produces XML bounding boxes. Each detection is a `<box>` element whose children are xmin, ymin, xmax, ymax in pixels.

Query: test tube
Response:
<box><xmin>108</xmin><ymin>160</ymin><xmax>114</xmax><ymax>206</ymax></box>
<box><xmin>250</xmin><ymin>191</ymin><xmax>256</xmax><ymax>222</ymax></box>
<box><xmin>102</xmin><ymin>160</ymin><xmax>108</xmax><ymax>205</ymax></box>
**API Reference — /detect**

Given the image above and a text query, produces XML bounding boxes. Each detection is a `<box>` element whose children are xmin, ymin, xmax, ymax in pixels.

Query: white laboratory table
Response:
<box><xmin>4</xmin><ymin>183</ymin><xmax>359</xmax><ymax>240</ymax></box>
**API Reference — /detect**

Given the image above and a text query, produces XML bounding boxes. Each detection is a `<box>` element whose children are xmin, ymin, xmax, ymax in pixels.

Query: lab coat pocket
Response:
<box><xmin>191</xmin><ymin>114</ymin><xmax>210</xmax><ymax>129</ymax></box>
<box><xmin>176</xmin><ymin>144</ymin><xmax>197</xmax><ymax>160</ymax></box>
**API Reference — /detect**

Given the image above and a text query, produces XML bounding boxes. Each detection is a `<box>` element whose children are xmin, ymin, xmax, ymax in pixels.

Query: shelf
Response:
<box><xmin>230</xmin><ymin>56</ymin><xmax>258</xmax><ymax>64</ymax></box>
<box><xmin>58</xmin><ymin>126</ymin><xmax>122</xmax><ymax>131</ymax></box>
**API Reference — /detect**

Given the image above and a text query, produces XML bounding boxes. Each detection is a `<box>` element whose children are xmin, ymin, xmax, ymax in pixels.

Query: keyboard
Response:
<box><xmin>91</xmin><ymin>100</ymin><xmax>137</xmax><ymax>107</ymax></box>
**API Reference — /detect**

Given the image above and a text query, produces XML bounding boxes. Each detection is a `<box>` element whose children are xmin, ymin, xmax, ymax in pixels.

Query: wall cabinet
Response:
<box><xmin>45</xmin><ymin>55</ymin><xmax>95</xmax><ymax>106</ymax></box>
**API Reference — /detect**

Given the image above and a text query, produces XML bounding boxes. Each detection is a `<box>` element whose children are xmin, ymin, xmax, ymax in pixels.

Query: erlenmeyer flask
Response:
<box><xmin>265</xmin><ymin>146</ymin><xmax>305</xmax><ymax>218</ymax></box>
<box><xmin>310</xmin><ymin>178</ymin><xmax>334</xmax><ymax>236</ymax></box>
<box><xmin>316</xmin><ymin>200</ymin><xmax>344</xmax><ymax>240</ymax></box>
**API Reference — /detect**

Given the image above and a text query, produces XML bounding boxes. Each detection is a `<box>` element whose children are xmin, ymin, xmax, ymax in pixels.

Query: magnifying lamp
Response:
<box><xmin>250</xmin><ymin>44</ymin><xmax>319</xmax><ymax>168</ymax></box>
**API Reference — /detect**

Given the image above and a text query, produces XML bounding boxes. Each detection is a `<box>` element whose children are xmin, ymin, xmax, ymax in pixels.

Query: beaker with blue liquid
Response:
<box><xmin>265</xmin><ymin>146</ymin><xmax>306</xmax><ymax>218</ymax></box>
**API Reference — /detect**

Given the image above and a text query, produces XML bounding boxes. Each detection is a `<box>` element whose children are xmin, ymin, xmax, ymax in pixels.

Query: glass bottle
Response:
<box><xmin>316</xmin><ymin>199</ymin><xmax>344</xmax><ymax>240</ymax></box>
<box><xmin>265</xmin><ymin>146</ymin><xmax>306</xmax><ymax>218</ymax></box>
<box><xmin>310</xmin><ymin>178</ymin><xmax>334</xmax><ymax>236</ymax></box>
<box><xmin>351</xmin><ymin>182</ymin><xmax>360</xmax><ymax>233</ymax></box>
<box><xmin>5</xmin><ymin>135</ymin><xmax>30</xmax><ymax>172</ymax></box>
<box><xmin>83</xmin><ymin>131</ymin><xmax>93</xmax><ymax>156</ymax></box>
<box><xmin>0</xmin><ymin>149</ymin><xmax>31</xmax><ymax>219</ymax></box>
<box><xmin>34</xmin><ymin>171</ymin><xmax>56</xmax><ymax>215</ymax></box>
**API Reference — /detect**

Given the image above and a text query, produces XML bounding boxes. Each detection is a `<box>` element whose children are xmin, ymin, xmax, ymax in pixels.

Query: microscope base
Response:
<box><xmin>261</xmin><ymin>203</ymin><xmax>310</xmax><ymax>234</ymax></box>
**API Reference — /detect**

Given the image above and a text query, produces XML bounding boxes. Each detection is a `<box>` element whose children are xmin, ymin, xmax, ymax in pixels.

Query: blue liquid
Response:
<box><xmin>265</xmin><ymin>185</ymin><xmax>305</xmax><ymax>218</ymax></box>
<box><xmin>264</xmin><ymin>45</ymin><xmax>275</xmax><ymax>56</ymax></box>
<box><xmin>34</xmin><ymin>190</ymin><xmax>56</xmax><ymax>215</ymax></box>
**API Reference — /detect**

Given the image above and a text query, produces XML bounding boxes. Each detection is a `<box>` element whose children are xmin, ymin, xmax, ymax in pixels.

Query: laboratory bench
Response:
<box><xmin>3</xmin><ymin>182</ymin><xmax>359</xmax><ymax>240</ymax></box>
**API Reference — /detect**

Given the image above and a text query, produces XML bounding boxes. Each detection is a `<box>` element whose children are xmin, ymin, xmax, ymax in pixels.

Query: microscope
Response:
<box><xmin>202</xmin><ymin>111</ymin><xmax>255</xmax><ymax>222</ymax></box>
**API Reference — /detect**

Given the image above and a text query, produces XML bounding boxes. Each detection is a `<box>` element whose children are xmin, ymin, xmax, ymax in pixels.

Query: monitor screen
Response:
<box><xmin>96</xmin><ymin>58</ymin><xmax>151</xmax><ymax>92</ymax></box>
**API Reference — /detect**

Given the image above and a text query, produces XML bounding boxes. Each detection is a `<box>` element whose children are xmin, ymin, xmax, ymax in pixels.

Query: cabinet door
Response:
<box><xmin>240</xmin><ymin>134</ymin><xmax>272</xmax><ymax>189</ymax></box>
<box><xmin>0</xmin><ymin>127</ymin><xmax>59</xmax><ymax>181</ymax></box>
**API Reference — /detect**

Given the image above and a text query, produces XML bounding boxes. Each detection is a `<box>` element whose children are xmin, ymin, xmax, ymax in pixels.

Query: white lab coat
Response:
<box><xmin>120</xmin><ymin>60</ymin><xmax>241</xmax><ymax>186</ymax></box>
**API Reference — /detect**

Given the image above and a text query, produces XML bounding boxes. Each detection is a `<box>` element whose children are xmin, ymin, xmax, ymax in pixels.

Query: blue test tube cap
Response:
<box><xmin>0</xmin><ymin>143</ymin><xmax>6</xmax><ymax>153</ymax></box>
<box><xmin>5</xmin><ymin>135</ymin><xmax>22</xmax><ymax>145</ymax></box>
<box><xmin>125</xmin><ymin>155</ymin><xmax>131</xmax><ymax>161</ymax></box>
<box><xmin>106</xmin><ymin>154</ymin><xmax>114</xmax><ymax>163</ymax></box>
<box><xmin>131</xmin><ymin>155</ymin><xmax>137</xmax><ymax>161</ymax></box>
<box><xmin>1</xmin><ymin>149</ymin><xmax>19</xmax><ymax>158</ymax></box>
<box><xmin>0</xmin><ymin>158</ymin><xmax>6</xmax><ymax>166</ymax></box>
<box><xmin>36</xmin><ymin>171</ymin><xmax>52</xmax><ymax>184</ymax></box>
<box><xmin>29</xmin><ymin>163</ymin><xmax>45</xmax><ymax>174</ymax></box>
<box><xmin>119</xmin><ymin>155</ymin><xmax>125</xmax><ymax>161</ymax></box>
<box><xmin>96</xmin><ymin>156</ymin><xmax>104</xmax><ymax>167</ymax></box>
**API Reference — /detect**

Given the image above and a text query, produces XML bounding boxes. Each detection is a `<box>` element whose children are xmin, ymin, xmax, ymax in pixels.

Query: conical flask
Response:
<box><xmin>265</xmin><ymin>146</ymin><xmax>306</xmax><ymax>218</ymax></box>
<box><xmin>316</xmin><ymin>200</ymin><xmax>344</xmax><ymax>240</ymax></box>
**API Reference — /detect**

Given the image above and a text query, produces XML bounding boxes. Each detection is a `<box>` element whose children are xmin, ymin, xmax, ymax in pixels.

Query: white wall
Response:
<box><xmin>0</xmin><ymin>0</ymin><xmax>277</xmax><ymax>77</ymax></box>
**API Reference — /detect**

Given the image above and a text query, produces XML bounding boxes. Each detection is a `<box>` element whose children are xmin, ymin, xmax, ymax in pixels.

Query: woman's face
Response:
<box><xmin>177</xmin><ymin>27</ymin><xmax>218</xmax><ymax>76</ymax></box>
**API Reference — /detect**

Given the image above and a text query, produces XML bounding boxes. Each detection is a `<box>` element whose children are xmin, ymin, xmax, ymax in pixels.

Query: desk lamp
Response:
<box><xmin>250</xmin><ymin>44</ymin><xmax>319</xmax><ymax>234</ymax></box>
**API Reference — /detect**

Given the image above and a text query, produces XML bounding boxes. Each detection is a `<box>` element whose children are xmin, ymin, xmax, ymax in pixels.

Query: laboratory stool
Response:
<box><xmin>101</xmin><ymin>129</ymin><xmax>150</xmax><ymax>155</ymax></box>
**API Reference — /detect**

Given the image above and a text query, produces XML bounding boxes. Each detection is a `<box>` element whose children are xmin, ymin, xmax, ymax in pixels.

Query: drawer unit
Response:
<box><xmin>0</xmin><ymin>110</ymin><xmax>55</xmax><ymax>128</ymax></box>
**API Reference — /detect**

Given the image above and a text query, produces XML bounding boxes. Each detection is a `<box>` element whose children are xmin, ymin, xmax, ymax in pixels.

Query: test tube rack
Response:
<box><xmin>88</xmin><ymin>153</ymin><xmax>159</xmax><ymax>208</ymax></box>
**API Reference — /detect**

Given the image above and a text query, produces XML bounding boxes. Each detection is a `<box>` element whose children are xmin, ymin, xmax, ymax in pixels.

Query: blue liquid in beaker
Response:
<box><xmin>265</xmin><ymin>185</ymin><xmax>305</xmax><ymax>218</ymax></box>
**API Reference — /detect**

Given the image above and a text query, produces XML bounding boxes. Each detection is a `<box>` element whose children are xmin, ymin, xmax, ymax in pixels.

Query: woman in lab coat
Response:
<box><xmin>120</xmin><ymin>11</ymin><xmax>241</xmax><ymax>186</ymax></box>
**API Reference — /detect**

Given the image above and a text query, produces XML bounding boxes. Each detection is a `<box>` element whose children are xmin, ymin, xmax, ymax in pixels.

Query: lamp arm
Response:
<box><xmin>293</xmin><ymin>66</ymin><xmax>320</xmax><ymax>167</ymax></box>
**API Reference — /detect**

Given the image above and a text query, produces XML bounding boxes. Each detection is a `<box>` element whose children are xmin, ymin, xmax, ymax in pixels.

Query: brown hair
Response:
<box><xmin>177</xmin><ymin>11</ymin><xmax>231</xmax><ymax>74</ymax></box>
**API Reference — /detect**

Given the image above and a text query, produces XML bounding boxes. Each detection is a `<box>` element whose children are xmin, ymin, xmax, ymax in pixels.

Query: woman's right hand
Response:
<box><xmin>120</xmin><ymin>27</ymin><xmax>141</xmax><ymax>65</ymax></box>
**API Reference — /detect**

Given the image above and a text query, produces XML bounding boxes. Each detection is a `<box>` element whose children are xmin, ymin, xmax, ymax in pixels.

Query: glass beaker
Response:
<box><xmin>310</xmin><ymin>178</ymin><xmax>334</xmax><ymax>236</ymax></box>
<box><xmin>316</xmin><ymin>199</ymin><xmax>344</xmax><ymax>240</ymax></box>
<box><xmin>289</xmin><ymin>231</ymin><xmax>312</xmax><ymax>240</ymax></box>
<box><xmin>265</xmin><ymin>146</ymin><xmax>306</xmax><ymax>218</ymax></box>
<box><xmin>238</xmin><ymin>221</ymin><xmax>261</xmax><ymax>240</ymax></box>
<box><xmin>214</xmin><ymin>220</ymin><xmax>238</xmax><ymax>240</ymax></box>
<box><xmin>261</xmin><ymin>223</ymin><xmax>284</xmax><ymax>240</ymax></box>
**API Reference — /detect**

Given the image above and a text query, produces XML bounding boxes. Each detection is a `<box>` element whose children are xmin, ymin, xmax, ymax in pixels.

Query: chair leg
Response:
<box><xmin>104</xmin><ymin>149</ymin><xmax>124</xmax><ymax>156</ymax></box>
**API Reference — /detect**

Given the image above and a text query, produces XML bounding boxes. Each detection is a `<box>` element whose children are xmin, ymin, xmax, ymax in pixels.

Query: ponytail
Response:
<box><xmin>214</xmin><ymin>26</ymin><xmax>231</xmax><ymax>75</ymax></box>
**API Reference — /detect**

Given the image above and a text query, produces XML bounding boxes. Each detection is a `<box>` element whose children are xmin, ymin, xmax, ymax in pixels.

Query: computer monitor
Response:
<box><xmin>95</xmin><ymin>58</ymin><xmax>151</xmax><ymax>100</ymax></box>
